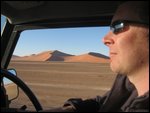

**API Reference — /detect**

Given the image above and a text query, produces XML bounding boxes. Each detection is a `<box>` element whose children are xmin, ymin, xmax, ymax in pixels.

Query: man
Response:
<box><xmin>45</xmin><ymin>1</ymin><xmax>149</xmax><ymax>112</ymax></box>
<box><xmin>102</xmin><ymin>2</ymin><xmax>149</xmax><ymax>98</ymax></box>
<box><xmin>61</xmin><ymin>1</ymin><xmax>149</xmax><ymax>112</ymax></box>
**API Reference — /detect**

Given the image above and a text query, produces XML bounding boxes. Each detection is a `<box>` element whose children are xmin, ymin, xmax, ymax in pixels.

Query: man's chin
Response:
<box><xmin>110</xmin><ymin>64</ymin><xmax>123</xmax><ymax>74</ymax></box>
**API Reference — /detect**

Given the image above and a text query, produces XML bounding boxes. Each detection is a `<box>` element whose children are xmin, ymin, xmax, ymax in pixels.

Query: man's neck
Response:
<box><xmin>128</xmin><ymin>65</ymin><xmax>149</xmax><ymax>97</ymax></box>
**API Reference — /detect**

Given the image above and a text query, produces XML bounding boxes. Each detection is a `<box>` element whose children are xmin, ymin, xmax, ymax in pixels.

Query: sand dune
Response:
<box><xmin>11</xmin><ymin>55</ymin><xmax>20</xmax><ymax>60</ymax></box>
<box><xmin>16</xmin><ymin>51</ymin><xmax>53</xmax><ymax>61</ymax></box>
<box><xmin>12</xmin><ymin>50</ymin><xmax>110</xmax><ymax>63</ymax></box>
<box><xmin>12</xmin><ymin>50</ymin><xmax>73</xmax><ymax>61</ymax></box>
<box><xmin>64</xmin><ymin>53</ymin><xmax>110</xmax><ymax>63</ymax></box>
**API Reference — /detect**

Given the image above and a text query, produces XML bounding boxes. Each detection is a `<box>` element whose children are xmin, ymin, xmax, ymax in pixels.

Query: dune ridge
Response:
<box><xmin>12</xmin><ymin>50</ymin><xmax>110</xmax><ymax>63</ymax></box>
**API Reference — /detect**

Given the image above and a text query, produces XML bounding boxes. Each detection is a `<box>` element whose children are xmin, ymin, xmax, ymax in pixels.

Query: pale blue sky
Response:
<box><xmin>1</xmin><ymin>15</ymin><xmax>110</xmax><ymax>56</ymax></box>
<box><xmin>1</xmin><ymin>15</ymin><xmax>6</xmax><ymax>30</ymax></box>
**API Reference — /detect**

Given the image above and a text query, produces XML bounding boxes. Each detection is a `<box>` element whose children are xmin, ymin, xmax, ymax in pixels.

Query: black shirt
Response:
<box><xmin>64</xmin><ymin>74</ymin><xmax>149</xmax><ymax>112</ymax></box>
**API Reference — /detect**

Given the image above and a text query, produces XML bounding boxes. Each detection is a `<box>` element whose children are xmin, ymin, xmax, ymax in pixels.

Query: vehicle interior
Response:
<box><xmin>1</xmin><ymin>1</ymin><xmax>123</xmax><ymax>112</ymax></box>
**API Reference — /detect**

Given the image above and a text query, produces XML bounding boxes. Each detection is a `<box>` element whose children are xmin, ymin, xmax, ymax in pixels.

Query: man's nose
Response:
<box><xmin>102</xmin><ymin>31</ymin><xmax>114</xmax><ymax>47</ymax></box>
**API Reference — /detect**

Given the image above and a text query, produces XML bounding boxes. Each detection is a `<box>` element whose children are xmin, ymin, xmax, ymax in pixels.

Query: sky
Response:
<box><xmin>1</xmin><ymin>15</ymin><xmax>110</xmax><ymax>56</ymax></box>
<box><xmin>1</xmin><ymin>15</ymin><xmax>6</xmax><ymax>31</ymax></box>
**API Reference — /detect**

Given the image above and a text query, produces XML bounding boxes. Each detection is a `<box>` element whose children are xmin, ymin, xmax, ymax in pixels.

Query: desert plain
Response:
<box><xmin>7</xmin><ymin>61</ymin><xmax>116</xmax><ymax>111</ymax></box>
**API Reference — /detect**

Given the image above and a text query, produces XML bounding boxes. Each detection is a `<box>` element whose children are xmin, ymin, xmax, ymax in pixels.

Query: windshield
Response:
<box><xmin>8</xmin><ymin>26</ymin><xmax>116</xmax><ymax>110</ymax></box>
<box><xmin>1</xmin><ymin>15</ymin><xmax>6</xmax><ymax>34</ymax></box>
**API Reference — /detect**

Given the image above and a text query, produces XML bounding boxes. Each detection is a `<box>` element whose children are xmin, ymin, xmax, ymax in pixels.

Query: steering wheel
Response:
<box><xmin>1</xmin><ymin>69</ymin><xmax>43</xmax><ymax>112</ymax></box>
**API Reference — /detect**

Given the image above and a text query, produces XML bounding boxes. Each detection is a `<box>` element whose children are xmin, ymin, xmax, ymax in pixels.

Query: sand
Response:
<box><xmin>7</xmin><ymin>61</ymin><xmax>116</xmax><ymax>110</ymax></box>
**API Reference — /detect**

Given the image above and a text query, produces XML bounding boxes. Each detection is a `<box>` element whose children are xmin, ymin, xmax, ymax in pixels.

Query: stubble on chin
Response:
<box><xmin>110</xmin><ymin>59</ymin><xmax>128</xmax><ymax>75</ymax></box>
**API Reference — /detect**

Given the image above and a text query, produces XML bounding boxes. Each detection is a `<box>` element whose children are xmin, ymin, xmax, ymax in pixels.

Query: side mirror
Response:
<box><xmin>3</xmin><ymin>69</ymin><xmax>19</xmax><ymax>101</ymax></box>
<box><xmin>8</xmin><ymin>69</ymin><xmax>17</xmax><ymax>76</ymax></box>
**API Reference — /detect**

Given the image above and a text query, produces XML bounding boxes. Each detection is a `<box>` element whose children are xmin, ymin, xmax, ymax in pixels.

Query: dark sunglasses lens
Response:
<box><xmin>110</xmin><ymin>22</ymin><xmax>124</xmax><ymax>33</ymax></box>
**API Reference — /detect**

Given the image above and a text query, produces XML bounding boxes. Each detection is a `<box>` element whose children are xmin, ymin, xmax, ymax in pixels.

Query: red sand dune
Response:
<box><xmin>64</xmin><ymin>53</ymin><xmax>110</xmax><ymax>63</ymax></box>
<box><xmin>12</xmin><ymin>50</ymin><xmax>110</xmax><ymax>63</ymax></box>
<box><xmin>13</xmin><ymin>51</ymin><xmax>53</xmax><ymax>61</ymax></box>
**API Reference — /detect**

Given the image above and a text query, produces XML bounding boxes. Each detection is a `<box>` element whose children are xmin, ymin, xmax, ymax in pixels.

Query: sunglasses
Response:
<box><xmin>110</xmin><ymin>21</ymin><xmax>128</xmax><ymax>34</ymax></box>
<box><xmin>110</xmin><ymin>20</ymin><xmax>149</xmax><ymax>34</ymax></box>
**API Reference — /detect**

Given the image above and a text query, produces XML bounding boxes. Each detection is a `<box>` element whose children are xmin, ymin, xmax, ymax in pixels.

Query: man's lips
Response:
<box><xmin>110</xmin><ymin>52</ymin><xmax>117</xmax><ymax>58</ymax></box>
<box><xmin>110</xmin><ymin>52</ymin><xmax>117</xmax><ymax>55</ymax></box>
